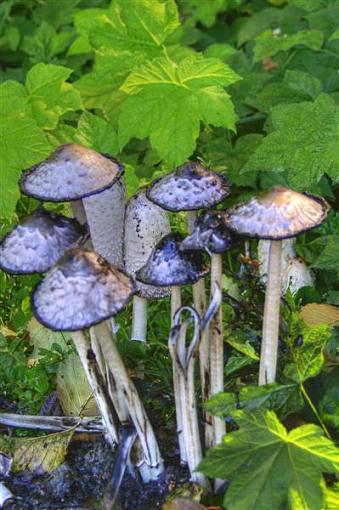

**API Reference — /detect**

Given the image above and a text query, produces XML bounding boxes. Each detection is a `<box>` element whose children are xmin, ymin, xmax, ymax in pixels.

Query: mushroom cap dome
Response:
<box><xmin>136</xmin><ymin>233</ymin><xmax>209</xmax><ymax>287</ymax></box>
<box><xmin>0</xmin><ymin>208</ymin><xmax>85</xmax><ymax>274</ymax></box>
<box><xmin>32</xmin><ymin>248</ymin><xmax>135</xmax><ymax>331</ymax></box>
<box><xmin>181</xmin><ymin>210</ymin><xmax>240</xmax><ymax>254</ymax></box>
<box><xmin>226</xmin><ymin>187</ymin><xmax>329</xmax><ymax>240</ymax></box>
<box><xmin>20</xmin><ymin>143</ymin><xmax>123</xmax><ymax>202</ymax></box>
<box><xmin>146</xmin><ymin>162</ymin><xmax>230</xmax><ymax>212</ymax></box>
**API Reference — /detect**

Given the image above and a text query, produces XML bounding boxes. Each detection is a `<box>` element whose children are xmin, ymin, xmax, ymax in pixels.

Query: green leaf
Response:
<box><xmin>224</xmin><ymin>355</ymin><xmax>255</xmax><ymax>377</ymax></box>
<box><xmin>119</xmin><ymin>55</ymin><xmax>240</xmax><ymax>166</ymax></box>
<box><xmin>0</xmin><ymin>81</ymin><xmax>51</xmax><ymax>218</ymax></box>
<box><xmin>178</xmin><ymin>0</ymin><xmax>228</xmax><ymax>28</ymax></box>
<box><xmin>76</xmin><ymin>0</ymin><xmax>179</xmax><ymax>57</ymax></box>
<box><xmin>253</xmin><ymin>29</ymin><xmax>324</xmax><ymax>62</ymax></box>
<box><xmin>311</xmin><ymin>235</ymin><xmax>339</xmax><ymax>271</ymax></box>
<box><xmin>242</xmin><ymin>94</ymin><xmax>339</xmax><ymax>189</ymax></box>
<box><xmin>22</xmin><ymin>21</ymin><xmax>72</xmax><ymax>63</ymax></box>
<box><xmin>290</xmin><ymin>0</ymin><xmax>329</xmax><ymax>12</ymax></box>
<box><xmin>25</xmin><ymin>63</ymin><xmax>83</xmax><ymax>130</ymax></box>
<box><xmin>204</xmin><ymin>43</ymin><xmax>236</xmax><ymax>60</ymax></box>
<box><xmin>199</xmin><ymin>411</ymin><xmax>339</xmax><ymax>510</ymax></box>
<box><xmin>330</xmin><ymin>28</ymin><xmax>339</xmax><ymax>41</ymax></box>
<box><xmin>206</xmin><ymin>384</ymin><xmax>301</xmax><ymax>419</ymax></box>
<box><xmin>225</xmin><ymin>330</ymin><xmax>259</xmax><ymax>360</ymax></box>
<box><xmin>325</xmin><ymin>483</ymin><xmax>339</xmax><ymax>510</ymax></box>
<box><xmin>0</xmin><ymin>26</ymin><xmax>20</xmax><ymax>50</ymax></box>
<box><xmin>75</xmin><ymin>111</ymin><xmax>119</xmax><ymax>155</ymax></box>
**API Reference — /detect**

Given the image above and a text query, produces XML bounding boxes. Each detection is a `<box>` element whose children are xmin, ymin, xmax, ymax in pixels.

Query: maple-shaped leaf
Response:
<box><xmin>241</xmin><ymin>94</ymin><xmax>339</xmax><ymax>189</ymax></box>
<box><xmin>75</xmin><ymin>111</ymin><xmax>119</xmax><ymax>156</ymax></box>
<box><xmin>199</xmin><ymin>411</ymin><xmax>339</xmax><ymax>510</ymax></box>
<box><xmin>74</xmin><ymin>0</ymin><xmax>179</xmax><ymax>58</ymax></box>
<box><xmin>26</xmin><ymin>63</ymin><xmax>83</xmax><ymax>130</ymax></box>
<box><xmin>119</xmin><ymin>55</ymin><xmax>240</xmax><ymax>166</ymax></box>
<box><xmin>0</xmin><ymin>81</ymin><xmax>51</xmax><ymax>218</ymax></box>
<box><xmin>253</xmin><ymin>29</ymin><xmax>323</xmax><ymax>62</ymax></box>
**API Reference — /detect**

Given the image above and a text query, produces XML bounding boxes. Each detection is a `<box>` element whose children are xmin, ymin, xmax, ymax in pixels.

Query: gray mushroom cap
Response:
<box><xmin>124</xmin><ymin>190</ymin><xmax>171</xmax><ymax>300</ymax></box>
<box><xmin>20</xmin><ymin>144</ymin><xmax>124</xmax><ymax>202</ymax></box>
<box><xmin>0</xmin><ymin>208</ymin><xmax>86</xmax><ymax>274</ymax></box>
<box><xmin>226</xmin><ymin>187</ymin><xmax>329</xmax><ymax>240</ymax></box>
<box><xmin>136</xmin><ymin>233</ymin><xmax>209</xmax><ymax>287</ymax></box>
<box><xmin>181</xmin><ymin>210</ymin><xmax>240</xmax><ymax>254</ymax></box>
<box><xmin>146</xmin><ymin>162</ymin><xmax>230</xmax><ymax>212</ymax></box>
<box><xmin>32</xmin><ymin>248</ymin><xmax>136</xmax><ymax>331</ymax></box>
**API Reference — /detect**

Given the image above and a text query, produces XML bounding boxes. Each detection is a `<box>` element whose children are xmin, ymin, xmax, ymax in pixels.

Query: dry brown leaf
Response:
<box><xmin>300</xmin><ymin>303</ymin><xmax>339</xmax><ymax>327</ymax></box>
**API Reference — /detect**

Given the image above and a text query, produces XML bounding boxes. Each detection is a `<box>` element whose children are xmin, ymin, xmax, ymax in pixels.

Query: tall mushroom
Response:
<box><xmin>136</xmin><ymin>233</ymin><xmax>209</xmax><ymax>464</ymax></box>
<box><xmin>31</xmin><ymin>247</ymin><xmax>164</xmax><ymax>477</ymax></box>
<box><xmin>146</xmin><ymin>162</ymin><xmax>230</xmax><ymax>445</ymax></box>
<box><xmin>124</xmin><ymin>189</ymin><xmax>170</xmax><ymax>343</ymax></box>
<box><xmin>226</xmin><ymin>187</ymin><xmax>329</xmax><ymax>385</ymax></box>
<box><xmin>181</xmin><ymin>210</ymin><xmax>239</xmax><ymax>446</ymax></box>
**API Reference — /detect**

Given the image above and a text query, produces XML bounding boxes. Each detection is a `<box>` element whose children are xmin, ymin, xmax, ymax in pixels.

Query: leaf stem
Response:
<box><xmin>300</xmin><ymin>382</ymin><xmax>331</xmax><ymax>440</ymax></box>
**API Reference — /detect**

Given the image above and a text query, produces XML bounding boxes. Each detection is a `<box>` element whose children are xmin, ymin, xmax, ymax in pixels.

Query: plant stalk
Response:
<box><xmin>209</xmin><ymin>253</ymin><xmax>226</xmax><ymax>447</ymax></box>
<box><xmin>0</xmin><ymin>413</ymin><xmax>103</xmax><ymax>433</ymax></box>
<box><xmin>259</xmin><ymin>240</ymin><xmax>282</xmax><ymax>385</ymax></box>
<box><xmin>131</xmin><ymin>296</ymin><xmax>148</xmax><ymax>342</ymax></box>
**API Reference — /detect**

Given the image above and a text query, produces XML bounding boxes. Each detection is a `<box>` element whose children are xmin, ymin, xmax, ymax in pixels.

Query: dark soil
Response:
<box><xmin>4</xmin><ymin>437</ymin><xmax>189</xmax><ymax>510</ymax></box>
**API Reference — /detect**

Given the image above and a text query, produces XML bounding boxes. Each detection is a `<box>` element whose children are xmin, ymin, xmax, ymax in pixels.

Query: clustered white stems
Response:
<box><xmin>208</xmin><ymin>253</ymin><xmax>226</xmax><ymax>446</ymax></box>
<box><xmin>186</xmin><ymin>211</ymin><xmax>213</xmax><ymax>447</ymax></box>
<box><xmin>259</xmin><ymin>240</ymin><xmax>282</xmax><ymax>385</ymax></box>
<box><xmin>168</xmin><ymin>306</ymin><xmax>210</xmax><ymax>490</ymax></box>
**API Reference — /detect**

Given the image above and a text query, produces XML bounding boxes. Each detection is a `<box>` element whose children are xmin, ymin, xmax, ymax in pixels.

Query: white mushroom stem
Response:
<box><xmin>187</xmin><ymin>211</ymin><xmax>212</xmax><ymax>447</ymax></box>
<box><xmin>171</xmin><ymin>285</ymin><xmax>187</xmax><ymax>464</ymax></box>
<box><xmin>71</xmin><ymin>331</ymin><xmax>119</xmax><ymax>446</ymax></box>
<box><xmin>92</xmin><ymin>321</ymin><xmax>164</xmax><ymax>480</ymax></box>
<box><xmin>131</xmin><ymin>296</ymin><xmax>148</xmax><ymax>342</ymax></box>
<box><xmin>168</xmin><ymin>307</ymin><xmax>210</xmax><ymax>490</ymax></box>
<box><xmin>209</xmin><ymin>253</ymin><xmax>226</xmax><ymax>446</ymax></box>
<box><xmin>259</xmin><ymin>240</ymin><xmax>282</xmax><ymax>385</ymax></box>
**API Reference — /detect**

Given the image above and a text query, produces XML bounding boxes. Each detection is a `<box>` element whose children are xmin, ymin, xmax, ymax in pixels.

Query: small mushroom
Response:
<box><xmin>226</xmin><ymin>187</ymin><xmax>329</xmax><ymax>385</ymax></box>
<box><xmin>136</xmin><ymin>233</ymin><xmax>209</xmax><ymax>464</ymax></box>
<box><xmin>124</xmin><ymin>190</ymin><xmax>170</xmax><ymax>343</ymax></box>
<box><xmin>182</xmin><ymin>210</ymin><xmax>239</xmax><ymax>447</ymax></box>
<box><xmin>146</xmin><ymin>162</ymin><xmax>231</xmax><ymax>446</ymax></box>
<box><xmin>0</xmin><ymin>207</ymin><xmax>85</xmax><ymax>274</ymax></box>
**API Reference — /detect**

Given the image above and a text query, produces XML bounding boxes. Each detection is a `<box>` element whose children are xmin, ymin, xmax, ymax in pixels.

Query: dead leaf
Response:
<box><xmin>300</xmin><ymin>303</ymin><xmax>339</xmax><ymax>327</ymax></box>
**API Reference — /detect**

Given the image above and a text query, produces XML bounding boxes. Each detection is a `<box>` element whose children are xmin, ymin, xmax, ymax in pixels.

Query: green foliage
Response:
<box><xmin>199</xmin><ymin>411</ymin><xmax>339</xmax><ymax>510</ymax></box>
<box><xmin>253</xmin><ymin>29</ymin><xmax>324</xmax><ymax>62</ymax></box>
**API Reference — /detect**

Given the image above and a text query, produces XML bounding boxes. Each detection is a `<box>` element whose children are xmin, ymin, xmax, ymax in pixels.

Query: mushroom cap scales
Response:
<box><xmin>146</xmin><ymin>162</ymin><xmax>230</xmax><ymax>212</ymax></box>
<box><xmin>0</xmin><ymin>208</ymin><xmax>85</xmax><ymax>274</ymax></box>
<box><xmin>32</xmin><ymin>248</ymin><xmax>135</xmax><ymax>331</ymax></box>
<box><xmin>181</xmin><ymin>210</ymin><xmax>239</xmax><ymax>254</ymax></box>
<box><xmin>136</xmin><ymin>233</ymin><xmax>209</xmax><ymax>287</ymax></box>
<box><xmin>226</xmin><ymin>187</ymin><xmax>329</xmax><ymax>240</ymax></box>
<box><xmin>20</xmin><ymin>144</ymin><xmax>123</xmax><ymax>202</ymax></box>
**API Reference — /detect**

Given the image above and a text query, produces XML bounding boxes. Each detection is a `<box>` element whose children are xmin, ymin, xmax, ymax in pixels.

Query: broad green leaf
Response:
<box><xmin>204</xmin><ymin>43</ymin><xmax>236</xmax><ymax>60</ymax></box>
<box><xmin>25</xmin><ymin>63</ymin><xmax>83</xmax><ymax>130</ymax></box>
<box><xmin>224</xmin><ymin>355</ymin><xmax>255</xmax><ymax>377</ymax></box>
<box><xmin>119</xmin><ymin>55</ymin><xmax>240</xmax><ymax>166</ymax></box>
<box><xmin>0</xmin><ymin>26</ymin><xmax>20</xmax><ymax>50</ymax></box>
<box><xmin>242</xmin><ymin>94</ymin><xmax>339</xmax><ymax>189</ymax></box>
<box><xmin>199</xmin><ymin>411</ymin><xmax>339</xmax><ymax>510</ymax></box>
<box><xmin>311</xmin><ymin>235</ymin><xmax>339</xmax><ymax>271</ymax></box>
<box><xmin>75</xmin><ymin>111</ymin><xmax>119</xmax><ymax>155</ymax></box>
<box><xmin>225</xmin><ymin>330</ymin><xmax>259</xmax><ymax>360</ymax></box>
<box><xmin>124</xmin><ymin>163</ymin><xmax>140</xmax><ymax>197</ymax></box>
<box><xmin>178</xmin><ymin>0</ymin><xmax>228</xmax><ymax>28</ymax></box>
<box><xmin>76</xmin><ymin>0</ymin><xmax>179</xmax><ymax>58</ymax></box>
<box><xmin>206</xmin><ymin>384</ymin><xmax>301</xmax><ymax>419</ymax></box>
<box><xmin>32</xmin><ymin>0</ymin><xmax>81</xmax><ymax>29</ymax></box>
<box><xmin>307</xmin><ymin>4</ymin><xmax>339</xmax><ymax>37</ymax></box>
<box><xmin>284</xmin><ymin>324</ymin><xmax>332</xmax><ymax>383</ymax></box>
<box><xmin>290</xmin><ymin>0</ymin><xmax>329</xmax><ymax>12</ymax></box>
<box><xmin>319</xmin><ymin>387</ymin><xmax>339</xmax><ymax>432</ymax></box>
<box><xmin>330</xmin><ymin>28</ymin><xmax>339</xmax><ymax>41</ymax></box>
<box><xmin>0</xmin><ymin>429</ymin><xmax>75</xmax><ymax>474</ymax></box>
<box><xmin>0</xmin><ymin>81</ymin><xmax>51</xmax><ymax>218</ymax></box>
<box><xmin>253</xmin><ymin>29</ymin><xmax>323</xmax><ymax>62</ymax></box>
<box><xmin>22</xmin><ymin>22</ymin><xmax>72</xmax><ymax>63</ymax></box>
<box><xmin>325</xmin><ymin>483</ymin><xmax>339</xmax><ymax>510</ymax></box>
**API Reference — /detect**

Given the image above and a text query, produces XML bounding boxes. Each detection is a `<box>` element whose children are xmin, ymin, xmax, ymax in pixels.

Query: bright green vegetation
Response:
<box><xmin>0</xmin><ymin>0</ymin><xmax>338</xmax><ymax>508</ymax></box>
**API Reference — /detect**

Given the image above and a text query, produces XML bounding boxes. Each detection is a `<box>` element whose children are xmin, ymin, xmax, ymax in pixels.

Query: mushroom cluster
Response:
<box><xmin>1</xmin><ymin>143</ymin><xmax>330</xmax><ymax>497</ymax></box>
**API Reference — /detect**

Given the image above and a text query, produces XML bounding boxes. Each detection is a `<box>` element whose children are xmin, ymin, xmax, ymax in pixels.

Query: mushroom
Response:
<box><xmin>124</xmin><ymin>190</ymin><xmax>171</xmax><ymax>343</ymax></box>
<box><xmin>226</xmin><ymin>187</ymin><xmax>329</xmax><ymax>385</ymax></box>
<box><xmin>0</xmin><ymin>207</ymin><xmax>85</xmax><ymax>274</ymax></box>
<box><xmin>181</xmin><ymin>210</ymin><xmax>240</xmax><ymax>446</ymax></box>
<box><xmin>136</xmin><ymin>233</ymin><xmax>209</xmax><ymax>464</ymax></box>
<box><xmin>32</xmin><ymin>247</ymin><xmax>164</xmax><ymax>477</ymax></box>
<box><xmin>146</xmin><ymin>162</ymin><xmax>230</xmax><ymax>445</ymax></box>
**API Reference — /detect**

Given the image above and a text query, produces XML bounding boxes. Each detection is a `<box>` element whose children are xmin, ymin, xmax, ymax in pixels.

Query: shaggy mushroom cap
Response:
<box><xmin>136</xmin><ymin>233</ymin><xmax>209</xmax><ymax>287</ymax></box>
<box><xmin>0</xmin><ymin>208</ymin><xmax>85</xmax><ymax>274</ymax></box>
<box><xmin>146</xmin><ymin>162</ymin><xmax>230</xmax><ymax>212</ymax></box>
<box><xmin>181</xmin><ymin>210</ymin><xmax>240</xmax><ymax>254</ymax></box>
<box><xmin>226</xmin><ymin>187</ymin><xmax>329</xmax><ymax>239</ymax></box>
<box><xmin>20</xmin><ymin>144</ymin><xmax>124</xmax><ymax>202</ymax></box>
<box><xmin>124</xmin><ymin>190</ymin><xmax>171</xmax><ymax>300</ymax></box>
<box><xmin>32</xmin><ymin>248</ymin><xmax>135</xmax><ymax>331</ymax></box>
